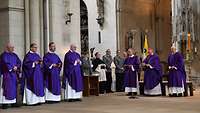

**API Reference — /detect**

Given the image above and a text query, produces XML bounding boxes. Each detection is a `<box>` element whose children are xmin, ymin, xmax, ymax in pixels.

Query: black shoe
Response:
<box><xmin>68</xmin><ymin>99</ymin><xmax>75</xmax><ymax>102</ymax></box>
<box><xmin>2</xmin><ymin>104</ymin><xmax>8</xmax><ymax>109</ymax></box>
<box><xmin>172</xmin><ymin>93</ymin><xmax>177</xmax><ymax>97</ymax></box>
<box><xmin>99</xmin><ymin>92</ymin><xmax>104</xmax><ymax>94</ymax></box>
<box><xmin>129</xmin><ymin>96</ymin><xmax>139</xmax><ymax>99</ymax></box>
<box><xmin>74</xmin><ymin>99</ymin><xmax>82</xmax><ymax>102</ymax></box>
<box><xmin>128</xmin><ymin>92</ymin><xmax>137</xmax><ymax>96</ymax></box>
<box><xmin>46</xmin><ymin>101</ymin><xmax>60</xmax><ymax>104</ymax></box>
<box><xmin>107</xmin><ymin>90</ymin><xmax>114</xmax><ymax>93</ymax></box>
<box><xmin>126</xmin><ymin>92</ymin><xmax>132</xmax><ymax>96</ymax></box>
<box><xmin>46</xmin><ymin>101</ymin><xmax>55</xmax><ymax>104</ymax></box>
<box><xmin>11</xmin><ymin>104</ymin><xmax>21</xmax><ymax>108</ymax></box>
<box><xmin>133</xmin><ymin>92</ymin><xmax>137</xmax><ymax>95</ymax></box>
<box><xmin>37</xmin><ymin>103</ymin><xmax>42</xmax><ymax>106</ymax></box>
<box><xmin>177</xmin><ymin>93</ymin><xmax>183</xmax><ymax>97</ymax></box>
<box><xmin>106</xmin><ymin>90</ymin><xmax>114</xmax><ymax>93</ymax></box>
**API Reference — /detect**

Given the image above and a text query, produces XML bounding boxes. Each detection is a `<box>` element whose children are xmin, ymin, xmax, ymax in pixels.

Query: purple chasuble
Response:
<box><xmin>62</xmin><ymin>50</ymin><xmax>83</xmax><ymax>92</ymax></box>
<box><xmin>143</xmin><ymin>54</ymin><xmax>162</xmax><ymax>90</ymax></box>
<box><xmin>43</xmin><ymin>52</ymin><xmax>62</xmax><ymax>95</ymax></box>
<box><xmin>123</xmin><ymin>56</ymin><xmax>140</xmax><ymax>88</ymax></box>
<box><xmin>168</xmin><ymin>52</ymin><xmax>186</xmax><ymax>87</ymax></box>
<box><xmin>21</xmin><ymin>52</ymin><xmax>44</xmax><ymax>97</ymax></box>
<box><xmin>0</xmin><ymin>52</ymin><xmax>21</xmax><ymax>100</ymax></box>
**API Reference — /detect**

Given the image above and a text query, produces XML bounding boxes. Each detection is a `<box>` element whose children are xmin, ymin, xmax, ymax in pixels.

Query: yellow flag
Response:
<box><xmin>143</xmin><ymin>35</ymin><xmax>148</xmax><ymax>58</ymax></box>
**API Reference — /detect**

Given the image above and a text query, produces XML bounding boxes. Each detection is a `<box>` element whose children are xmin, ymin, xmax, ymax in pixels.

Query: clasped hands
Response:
<box><xmin>142</xmin><ymin>63</ymin><xmax>153</xmax><ymax>69</ymax></box>
<box><xmin>34</xmin><ymin>59</ymin><xmax>43</xmax><ymax>65</ymax></box>
<box><xmin>53</xmin><ymin>63</ymin><xmax>62</xmax><ymax>68</ymax></box>
<box><xmin>124</xmin><ymin>65</ymin><xmax>135</xmax><ymax>71</ymax></box>
<box><xmin>169</xmin><ymin>66</ymin><xmax>177</xmax><ymax>70</ymax></box>
<box><xmin>13</xmin><ymin>66</ymin><xmax>18</xmax><ymax>71</ymax></box>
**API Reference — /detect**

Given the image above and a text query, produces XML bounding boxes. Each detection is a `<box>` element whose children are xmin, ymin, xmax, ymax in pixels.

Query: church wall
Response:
<box><xmin>156</xmin><ymin>0</ymin><xmax>171</xmax><ymax>61</ymax></box>
<box><xmin>66</xmin><ymin>0</ymin><xmax>81</xmax><ymax>52</ymax></box>
<box><xmin>0</xmin><ymin>11</ymin><xmax>9</xmax><ymax>53</ymax></box>
<box><xmin>83</xmin><ymin>0</ymin><xmax>117</xmax><ymax>57</ymax></box>
<box><xmin>0</xmin><ymin>0</ymin><xmax>25</xmax><ymax>59</ymax></box>
<box><xmin>8</xmin><ymin>0</ymin><xmax>25</xmax><ymax>59</ymax></box>
<box><xmin>119</xmin><ymin>0</ymin><xmax>156</xmax><ymax>56</ymax></box>
<box><xmin>119</xmin><ymin>0</ymin><xmax>171</xmax><ymax>61</ymax></box>
<box><xmin>0</xmin><ymin>0</ymin><xmax>9</xmax><ymax>53</ymax></box>
<box><xmin>50</xmin><ymin>0</ymin><xmax>69</xmax><ymax>62</ymax></box>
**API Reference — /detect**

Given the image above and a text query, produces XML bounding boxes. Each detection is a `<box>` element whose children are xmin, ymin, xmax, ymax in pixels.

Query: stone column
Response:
<box><xmin>49</xmin><ymin>0</ymin><xmax>53</xmax><ymax>42</ymax></box>
<box><xmin>40</xmin><ymin>0</ymin><xmax>44</xmax><ymax>55</ymax></box>
<box><xmin>43</xmin><ymin>0</ymin><xmax>50</xmax><ymax>52</ymax></box>
<box><xmin>116</xmin><ymin>0</ymin><xmax>120</xmax><ymax>50</ymax></box>
<box><xmin>29</xmin><ymin>0</ymin><xmax>41</xmax><ymax>53</ymax></box>
<box><xmin>24</xmin><ymin>0</ymin><xmax>30</xmax><ymax>52</ymax></box>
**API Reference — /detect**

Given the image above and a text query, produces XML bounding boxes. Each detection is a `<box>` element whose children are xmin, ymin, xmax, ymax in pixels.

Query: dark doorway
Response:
<box><xmin>80</xmin><ymin>0</ymin><xmax>89</xmax><ymax>54</ymax></box>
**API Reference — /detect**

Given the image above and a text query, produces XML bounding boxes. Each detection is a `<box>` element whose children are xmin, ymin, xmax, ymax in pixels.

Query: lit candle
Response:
<box><xmin>187</xmin><ymin>33</ymin><xmax>191</xmax><ymax>52</ymax></box>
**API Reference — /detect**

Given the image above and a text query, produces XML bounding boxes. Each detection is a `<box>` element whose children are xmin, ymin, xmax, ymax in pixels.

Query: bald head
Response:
<box><xmin>70</xmin><ymin>44</ymin><xmax>77</xmax><ymax>52</ymax></box>
<box><xmin>5</xmin><ymin>43</ymin><xmax>14</xmax><ymax>53</ymax></box>
<box><xmin>127</xmin><ymin>48</ymin><xmax>133</xmax><ymax>56</ymax></box>
<box><xmin>171</xmin><ymin>46</ymin><xmax>176</xmax><ymax>53</ymax></box>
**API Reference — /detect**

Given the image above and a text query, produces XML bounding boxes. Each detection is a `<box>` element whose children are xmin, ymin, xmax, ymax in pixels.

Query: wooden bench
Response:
<box><xmin>139</xmin><ymin>81</ymin><xmax>193</xmax><ymax>96</ymax></box>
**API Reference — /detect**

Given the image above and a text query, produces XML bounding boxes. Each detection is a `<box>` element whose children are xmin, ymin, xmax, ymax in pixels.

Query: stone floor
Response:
<box><xmin>1</xmin><ymin>91</ymin><xmax>200</xmax><ymax>113</ymax></box>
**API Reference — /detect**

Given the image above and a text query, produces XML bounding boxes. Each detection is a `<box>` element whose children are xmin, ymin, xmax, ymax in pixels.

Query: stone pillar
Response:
<box><xmin>116</xmin><ymin>0</ymin><xmax>120</xmax><ymax>50</ymax></box>
<box><xmin>8</xmin><ymin>0</ymin><xmax>25</xmax><ymax>59</ymax></box>
<box><xmin>39</xmin><ymin>0</ymin><xmax>44</xmax><ymax>55</ymax></box>
<box><xmin>49</xmin><ymin>0</ymin><xmax>53</xmax><ymax>42</ymax></box>
<box><xmin>43</xmin><ymin>0</ymin><xmax>50</xmax><ymax>52</ymax></box>
<box><xmin>0</xmin><ymin>0</ymin><xmax>9</xmax><ymax>52</ymax></box>
<box><xmin>49</xmin><ymin>0</ymin><xmax>67</xmax><ymax>56</ymax></box>
<box><xmin>29</xmin><ymin>0</ymin><xmax>41</xmax><ymax>53</ymax></box>
<box><xmin>24</xmin><ymin>0</ymin><xmax>30</xmax><ymax>52</ymax></box>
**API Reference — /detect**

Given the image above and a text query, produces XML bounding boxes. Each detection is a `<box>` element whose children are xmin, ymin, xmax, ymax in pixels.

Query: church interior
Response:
<box><xmin>0</xmin><ymin>0</ymin><xmax>200</xmax><ymax>112</ymax></box>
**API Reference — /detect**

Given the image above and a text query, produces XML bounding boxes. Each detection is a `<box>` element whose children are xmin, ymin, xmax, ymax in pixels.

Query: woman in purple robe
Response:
<box><xmin>62</xmin><ymin>44</ymin><xmax>83</xmax><ymax>102</ymax></box>
<box><xmin>168</xmin><ymin>46</ymin><xmax>186</xmax><ymax>97</ymax></box>
<box><xmin>21</xmin><ymin>43</ymin><xmax>45</xmax><ymax>105</ymax></box>
<box><xmin>143</xmin><ymin>48</ymin><xmax>162</xmax><ymax>96</ymax></box>
<box><xmin>43</xmin><ymin>42</ymin><xmax>62</xmax><ymax>102</ymax></box>
<box><xmin>0</xmin><ymin>43</ymin><xmax>21</xmax><ymax>109</ymax></box>
<box><xmin>123</xmin><ymin>48</ymin><xmax>140</xmax><ymax>96</ymax></box>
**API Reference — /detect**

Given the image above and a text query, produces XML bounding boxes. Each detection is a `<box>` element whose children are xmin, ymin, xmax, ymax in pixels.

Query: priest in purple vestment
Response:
<box><xmin>123</xmin><ymin>48</ymin><xmax>140</xmax><ymax>96</ymax></box>
<box><xmin>43</xmin><ymin>42</ymin><xmax>62</xmax><ymax>102</ymax></box>
<box><xmin>62</xmin><ymin>44</ymin><xmax>83</xmax><ymax>102</ymax></box>
<box><xmin>21</xmin><ymin>43</ymin><xmax>45</xmax><ymax>105</ymax></box>
<box><xmin>168</xmin><ymin>46</ymin><xmax>186</xmax><ymax>97</ymax></box>
<box><xmin>0</xmin><ymin>43</ymin><xmax>21</xmax><ymax>109</ymax></box>
<box><xmin>143</xmin><ymin>48</ymin><xmax>162</xmax><ymax>96</ymax></box>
